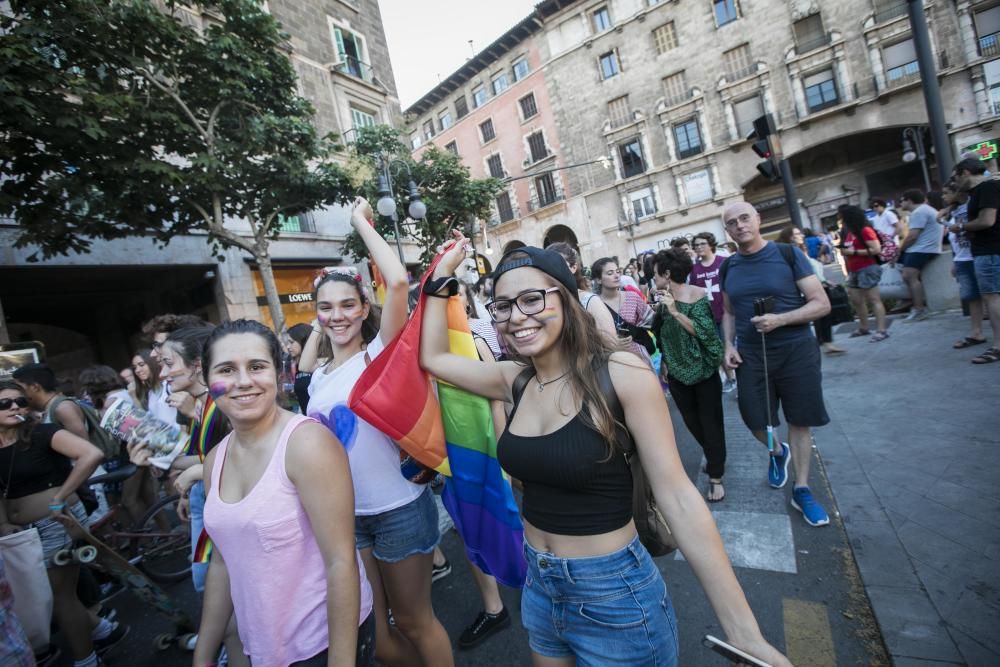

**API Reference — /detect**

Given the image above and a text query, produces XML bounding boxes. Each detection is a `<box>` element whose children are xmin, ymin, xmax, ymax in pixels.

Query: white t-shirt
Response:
<box><xmin>307</xmin><ymin>333</ymin><xmax>423</xmax><ymax>516</ymax></box>
<box><xmin>147</xmin><ymin>382</ymin><xmax>177</xmax><ymax>425</ymax></box>
<box><xmin>873</xmin><ymin>209</ymin><xmax>899</xmax><ymax>239</ymax></box>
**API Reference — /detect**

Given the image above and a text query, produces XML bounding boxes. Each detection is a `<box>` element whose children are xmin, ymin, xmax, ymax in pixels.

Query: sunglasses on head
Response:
<box><xmin>0</xmin><ymin>397</ymin><xmax>29</xmax><ymax>410</ymax></box>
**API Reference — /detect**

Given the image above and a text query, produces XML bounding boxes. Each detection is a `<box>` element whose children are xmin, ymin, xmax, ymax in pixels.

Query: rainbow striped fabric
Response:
<box><xmin>438</xmin><ymin>298</ymin><xmax>526</xmax><ymax>588</ymax></box>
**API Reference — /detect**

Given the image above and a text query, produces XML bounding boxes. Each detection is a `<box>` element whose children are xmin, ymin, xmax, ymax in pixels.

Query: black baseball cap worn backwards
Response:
<box><xmin>492</xmin><ymin>246</ymin><xmax>579</xmax><ymax>298</ymax></box>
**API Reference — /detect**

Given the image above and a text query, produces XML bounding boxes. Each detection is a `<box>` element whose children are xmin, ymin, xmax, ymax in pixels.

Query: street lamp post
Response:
<box><xmin>374</xmin><ymin>158</ymin><xmax>426</xmax><ymax>264</ymax></box>
<box><xmin>901</xmin><ymin>127</ymin><xmax>932</xmax><ymax>192</ymax></box>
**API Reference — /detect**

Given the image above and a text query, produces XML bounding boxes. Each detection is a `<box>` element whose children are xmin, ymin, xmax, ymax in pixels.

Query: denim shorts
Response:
<box><xmin>521</xmin><ymin>535</ymin><xmax>678</xmax><ymax>665</ymax></box>
<box><xmin>901</xmin><ymin>251</ymin><xmax>937</xmax><ymax>270</ymax></box>
<box><xmin>974</xmin><ymin>254</ymin><xmax>1000</xmax><ymax>294</ymax></box>
<box><xmin>28</xmin><ymin>501</ymin><xmax>89</xmax><ymax>568</ymax></box>
<box><xmin>189</xmin><ymin>480</ymin><xmax>208</xmax><ymax>593</ymax></box>
<box><xmin>847</xmin><ymin>263</ymin><xmax>882</xmax><ymax>290</ymax></box>
<box><xmin>955</xmin><ymin>261</ymin><xmax>981</xmax><ymax>301</ymax></box>
<box><xmin>354</xmin><ymin>487</ymin><xmax>440</xmax><ymax>563</ymax></box>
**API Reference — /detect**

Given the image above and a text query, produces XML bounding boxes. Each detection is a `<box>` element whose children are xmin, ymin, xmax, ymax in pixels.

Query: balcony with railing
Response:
<box><xmin>873</xmin><ymin>2</ymin><xmax>907</xmax><ymax>24</ymax></box>
<box><xmin>332</xmin><ymin>55</ymin><xmax>374</xmax><ymax>84</ymax></box>
<box><xmin>886</xmin><ymin>60</ymin><xmax>920</xmax><ymax>86</ymax></box>
<box><xmin>796</xmin><ymin>32</ymin><xmax>832</xmax><ymax>54</ymax></box>
<box><xmin>663</xmin><ymin>88</ymin><xmax>696</xmax><ymax>108</ymax></box>
<box><xmin>527</xmin><ymin>192</ymin><xmax>565</xmax><ymax>212</ymax></box>
<box><xmin>725</xmin><ymin>63</ymin><xmax>757</xmax><ymax>82</ymax></box>
<box><xmin>980</xmin><ymin>31</ymin><xmax>1000</xmax><ymax>58</ymax></box>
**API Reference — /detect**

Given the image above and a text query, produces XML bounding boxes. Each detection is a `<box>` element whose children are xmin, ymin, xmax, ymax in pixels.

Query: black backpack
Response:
<box><xmin>48</xmin><ymin>396</ymin><xmax>120</xmax><ymax>460</ymax></box>
<box><xmin>510</xmin><ymin>361</ymin><xmax>677</xmax><ymax>557</ymax></box>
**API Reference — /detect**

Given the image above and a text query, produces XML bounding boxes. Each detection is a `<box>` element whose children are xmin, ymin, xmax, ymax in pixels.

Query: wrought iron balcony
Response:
<box><xmin>873</xmin><ymin>2</ymin><xmax>907</xmax><ymax>24</ymax></box>
<box><xmin>527</xmin><ymin>192</ymin><xmax>565</xmax><ymax>212</ymax></box>
<box><xmin>333</xmin><ymin>56</ymin><xmax>374</xmax><ymax>83</ymax></box>
<box><xmin>886</xmin><ymin>61</ymin><xmax>920</xmax><ymax>86</ymax></box>
<box><xmin>796</xmin><ymin>32</ymin><xmax>831</xmax><ymax>54</ymax></box>
<box><xmin>980</xmin><ymin>32</ymin><xmax>1000</xmax><ymax>58</ymax></box>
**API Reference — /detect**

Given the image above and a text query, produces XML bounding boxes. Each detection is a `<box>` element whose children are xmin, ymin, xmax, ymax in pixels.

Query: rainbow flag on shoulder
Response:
<box><xmin>349</xmin><ymin>253</ymin><xmax>525</xmax><ymax>588</ymax></box>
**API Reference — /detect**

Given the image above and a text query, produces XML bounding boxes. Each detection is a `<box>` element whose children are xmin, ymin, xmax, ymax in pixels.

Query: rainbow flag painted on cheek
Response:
<box><xmin>349</xmin><ymin>254</ymin><xmax>525</xmax><ymax>588</ymax></box>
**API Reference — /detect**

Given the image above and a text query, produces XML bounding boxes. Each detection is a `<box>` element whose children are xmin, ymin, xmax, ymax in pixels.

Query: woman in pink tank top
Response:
<box><xmin>191</xmin><ymin>320</ymin><xmax>375</xmax><ymax>667</ymax></box>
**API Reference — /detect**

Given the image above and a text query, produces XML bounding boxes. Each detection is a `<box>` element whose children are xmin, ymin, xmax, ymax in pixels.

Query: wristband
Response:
<box><xmin>48</xmin><ymin>502</ymin><xmax>65</xmax><ymax>512</ymax></box>
<box><xmin>422</xmin><ymin>276</ymin><xmax>459</xmax><ymax>298</ymax></box>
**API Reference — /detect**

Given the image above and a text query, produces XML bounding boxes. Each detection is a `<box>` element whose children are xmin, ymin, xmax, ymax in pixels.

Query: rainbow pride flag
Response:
<box><xmin>438</xmin><ymin>298</ymin><xmax>526</xmax><ymax>588</ymax></box>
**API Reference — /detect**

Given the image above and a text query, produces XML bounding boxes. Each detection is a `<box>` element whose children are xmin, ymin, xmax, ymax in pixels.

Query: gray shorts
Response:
<box><xmin>27</xmin><ymin>501</ymin><xmax>89</xmax><ymax>568</ymax></box>
<box><xmin>847</xmin><ymin>264</ymin><xmax>882</xmax><ymax>290</ymax></box>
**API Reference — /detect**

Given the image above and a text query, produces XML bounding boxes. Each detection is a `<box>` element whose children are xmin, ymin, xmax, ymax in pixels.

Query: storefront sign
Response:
<box><xmin>963</xmin><ymin>139</ymin><xmax>999</xmax><ymax>161</ymax></box>
<box><xmin>0</xmin><ymin>342</ymin><xmax>44</xmax><ymax>379</ymax></box>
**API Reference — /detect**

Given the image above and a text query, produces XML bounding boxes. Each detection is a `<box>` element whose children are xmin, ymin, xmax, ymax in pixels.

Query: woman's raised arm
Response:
<box><xmin>350</xmin><ymin>197</ymin><xmax>410</xmax><ymax>343</ymax></box>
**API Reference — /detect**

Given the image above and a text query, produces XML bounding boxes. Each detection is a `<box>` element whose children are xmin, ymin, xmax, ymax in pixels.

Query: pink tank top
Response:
<box><xmin>204</xmin><ymin>414</ymin><xmax>373</xmax><ymax>666</ymax></box>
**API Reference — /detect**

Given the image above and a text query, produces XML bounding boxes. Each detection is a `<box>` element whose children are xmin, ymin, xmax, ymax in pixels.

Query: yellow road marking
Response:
<box><xmin>783</xmin><ymin>598</ymin><xmax>836</xmax><ymax>667</ymax></box>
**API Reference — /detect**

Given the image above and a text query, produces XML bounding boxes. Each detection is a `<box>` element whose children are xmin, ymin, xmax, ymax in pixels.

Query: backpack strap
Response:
<box><xmin>46</xmin><ymin>395</ymin><xmax>69</xmax><ymax>424</ymax></box>
<box><xmin>508</xmin><ymin>366</ymin><xmax>536</xmax><ymax>423</ymax></box>
<box><xmin>718</xmin><ymin>256</ymin><xmax>732</xmax><ymax>290</ymax></box>
<box><xmin>720</xmin><ymin>242</ymin><xmax>797</xmax><ymax>289</ymax></box>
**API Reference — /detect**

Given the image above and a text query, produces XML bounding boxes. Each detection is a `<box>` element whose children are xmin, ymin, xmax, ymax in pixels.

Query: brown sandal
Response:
<box><xmin>707</xmin><ymin>479</ymin><xmax>725</xmax><ymax>503</ymax></box>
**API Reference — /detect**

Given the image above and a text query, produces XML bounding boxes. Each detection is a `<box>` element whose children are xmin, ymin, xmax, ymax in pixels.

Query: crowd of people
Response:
<box><xmin>1</xmin><ymin>160</ymin><xmax>995</xmax><ymax>666</ymax></box>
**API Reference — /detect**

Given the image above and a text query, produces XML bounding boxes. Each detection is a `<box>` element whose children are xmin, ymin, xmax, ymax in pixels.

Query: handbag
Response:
<box><xmin>824</xmin><ymin>283</ymin><xmax>853</xmax><ymax>325</ymax></box>
<box><xmin>0</xmin><ymin>528</ymin><xmax>53</xmax><ymax>652</ymax></box>
<box><xmin>878</xmin><ymin>263</ymin><xmax>911</xmax><ymax>301</ymax></box>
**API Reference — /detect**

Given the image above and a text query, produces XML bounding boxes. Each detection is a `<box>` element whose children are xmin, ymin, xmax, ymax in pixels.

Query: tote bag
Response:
<box><xmin>0</xmin><ymin>528</ymin><xmax>52</xmax><ymax>651</ymax></box>
<box><xmin>878</xmin><ymin>263</ymin><xmax>911</xmax><ymax>301</ymax></box>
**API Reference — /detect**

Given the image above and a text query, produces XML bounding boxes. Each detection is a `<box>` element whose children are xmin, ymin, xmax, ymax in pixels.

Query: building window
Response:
<box><xmin>496</xmin><ymin>192</ymin><xmax>514</xmax><ymax>222</ymax></box>
<box><xmin>608</xmin><ymin>95</ymin><xmax>631</xmax><ymax>128</ymax></box>
<box><xmin>410</xmin><ymin>135</ymin><xmax>422</xmax><ymax>150</ymax></box>
<box><xmin>804</xmin><ymin>69</ymin><xmax>838</xmax><ymax>112</ymax></box>
<box><xmin>662</xmin><ymin>71</ymin><xmax>689</xmax><ymax>106</ymax></box>
<box><xmin>479</xmin><ymin>118</ymin><xmax>496</xmax><ymax>143</ymax></box>
<box><xmin>793</xmin><ymin>13</ymin><xmax>828</xmax><ymax>53</ymax></box>
<box><xmin>472</xmin><ymin>86</ymin><xmax>488</xmax><ymax>108</ymax></box>
<box><xmin>492</xmin><ymin>72</ymin><xmax>509</xmax><ymax>96</ymax></box>
<box><xmin>883</xmin><ymin>39</ymin><xmax>919</xmax><ymax>84</ymax></box>
<box><xmin>630</xmin><ymin>187</ymin><xmax>657</xmax><ymax>219</ymax></box>
<box><xmin>673</xmin><ymin>119</ymin><xmax>703</xmax><ymax>159</ymax></box>
<box><xmin>733</xmin><ymin>94</ymin><xmax>763</xmax><ymax>139</ymax></box>
<box><xmin>535</xmin><ymin>173</ymin><xmax>558</xmax><ymax>207</ymax></box>
<box><xmin>723</xmin><ymin>44</ymin><xmax>753</xmax><ymax>80</ymax></box>
<box><xmin>487</xmin><ymin>154</ymin><xmax>505</xmax><ymax>178</ymax></box>
<box><xmin>592</xmin><ymin>6</ymin><xmax>612</xmax><ymax>33</ymax></box>
<box><xmin>422</xmin><ymin>119</ymin><xmax>435</xmax><ymax>141</ymax></box>
<box><xmin>512</xmin><ymin>57</ymin><xmax>530</xmax><ymax>81</ymax></box>
<box><xmin>714</xmin><ymin>0</ymin><xmax>740</xmax><ymax>27</ymax></box>
<box><xmin>618</xmin><ymin>138</ymin><xmax>646</xmax><ymax>178</ymax></box>
<box><xmin>332</xmin><ymin>26</ymin><xmax>371</xmax><ymax>82</ymax></box>
<box><xmin>455</xmin><ymin>95</ymin><xmax>469</xmax><ymax>119</ymax></box>
<box><xmin>987</xmin><ymin>60</ymin><xmax>1000</xmax><ymax>115</ymax></box>
<box><xmin>873</xmin><ymin>0</ymin><xmax>908</xmax><ymax>24</ymax></box>
<box><xmin>976</xmin><ymin>6</ymin><xmax>1000</xmax><ymax>57</ymax></box>
<box><xmin>527</xmin><ymin>131</ymin><xmax>549</xmax><ymax>163</ymax></box>
<box><xmin>653</xmin><ymin>22</ymin><xmax>678</xmax><ymax>54</ymax></box>
<box><xmin>445</xmin><ymin>141</ymin><xmax>458</xmax><ymax>155</ymax></box>
<box><xmin>683</xmin><ymin>169</ymin><xmax>714</xmax><ymax>204</ymax></box>
<box><xmin>439</xmin><ymin>110</ymin><xmax>453</xmax><ymax>131</ymax></box>
<box><xmin>351</xmin><ymin>107</ymin><xmax>377</xmax><ymax>130</ymax></box>
<box><xmin>519</xmin><ymin>93</ymin><xmax>538</xmax><ymax>119</ymax></box>
<box><xmin>599</xmin><ymin>51</ymin><xmax>620</xmax><ymax>80</ymax></box>
<box><xmin>277</xmin><ymin>212</ymin><xmax>316</xmax><ymax>234</ymax></box>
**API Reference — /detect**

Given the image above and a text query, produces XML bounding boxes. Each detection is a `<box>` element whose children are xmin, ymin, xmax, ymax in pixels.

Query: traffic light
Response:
<box><xmin>747</xmin><ymin>113</ymin><xmax>780</xmax><ymax>182</ymax></box>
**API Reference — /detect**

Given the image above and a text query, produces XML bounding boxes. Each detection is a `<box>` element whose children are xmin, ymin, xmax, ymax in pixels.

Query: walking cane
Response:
<box><xmin>754</xmin><ymin>297</ymin><xmax>776</xmax><ymax>453</ymax></box>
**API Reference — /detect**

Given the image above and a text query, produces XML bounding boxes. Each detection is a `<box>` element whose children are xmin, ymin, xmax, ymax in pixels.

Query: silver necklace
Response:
<box><xmin>536</xmin><ymin>372</ymin><xmax>569</xmax><ymax>392</ymax></box>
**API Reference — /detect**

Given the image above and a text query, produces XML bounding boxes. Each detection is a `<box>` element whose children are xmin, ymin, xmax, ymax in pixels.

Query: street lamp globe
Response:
<box><xmin>408</xmin><ymin>198</ymin><xmax>427</xmax><ymax>220</ymax></box>
<box><xmin>376</xmin><ymin>195</ymin><xmax>397</xmax><ymax>218</ymax></box>
<box><xmin>901</xmin><ymin>135</ymin><xmax>917</xmax><ymax>163</ymax></box>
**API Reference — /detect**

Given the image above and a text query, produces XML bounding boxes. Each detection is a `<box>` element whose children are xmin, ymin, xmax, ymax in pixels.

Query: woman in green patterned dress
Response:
<box><xmin>650</xmin><ymin>248</ymin><xmax>727</xmax><ymax>502</ymax></box>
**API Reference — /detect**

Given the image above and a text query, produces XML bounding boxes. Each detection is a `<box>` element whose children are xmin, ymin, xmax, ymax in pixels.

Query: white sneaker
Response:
<box><xmin>904</xmin><ymin>309</ymin><xmax>928</xmax><ymax>321</ymax></box>
<box><xmin>722</xmin><ymin>378</ymin><xmax>737</xmax><ymax>393</ymax></box>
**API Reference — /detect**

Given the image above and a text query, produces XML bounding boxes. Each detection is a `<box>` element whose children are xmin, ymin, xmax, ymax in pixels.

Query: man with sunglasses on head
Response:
<box><xmin>139</xmin><ymin>314</ymin><xmax>208</xmax><ymax>425</ymax></box>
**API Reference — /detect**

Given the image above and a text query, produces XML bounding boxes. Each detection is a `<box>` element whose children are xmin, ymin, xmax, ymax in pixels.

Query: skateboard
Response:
<box><xmin>58</xmin><ymin>514</ymin><xmax>196</xmax><ymax>649</ymax></box>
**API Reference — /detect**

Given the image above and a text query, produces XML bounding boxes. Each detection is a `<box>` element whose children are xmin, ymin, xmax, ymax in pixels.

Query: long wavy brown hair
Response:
<box><xmin>495</xmin><ymin>252</ymin><xmax>634</xmax><ymax>458</ymax></box>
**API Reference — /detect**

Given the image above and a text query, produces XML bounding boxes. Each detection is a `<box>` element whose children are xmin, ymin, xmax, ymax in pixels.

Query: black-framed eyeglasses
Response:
<box><xmin>0</xmin><ymin>397</ymin><xmax>29</xmax><ymax>410</ymax></box>
<box><xmin>151</xmin><ymin>340</ymin><xmax>165</xmax><ymax>349</ymax></box>
<box><xmin>486</xmin><ymin>287</ymin><xmax>560</xmax><ymax>323</ymax></box>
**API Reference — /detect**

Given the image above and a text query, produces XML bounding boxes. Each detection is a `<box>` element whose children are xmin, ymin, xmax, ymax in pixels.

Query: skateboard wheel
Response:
<box><xmin>53</xmin><ymin>549</ymin><xmax>72</xmax><ymax>567</ymax></box>
<box><xmin>76</xmin><ymin>545</ymin><xmax>98</xmax><ymax>564</ymax></box>
<box><xmin>154</xmin><ymin>633</ymin><xmax>174</xmax><ymax>651</ymax></box>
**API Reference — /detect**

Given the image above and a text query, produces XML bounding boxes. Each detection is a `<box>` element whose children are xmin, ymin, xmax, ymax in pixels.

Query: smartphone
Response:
<box><xmin>703</xmin><ymin>635</ymin><xmax>772</xmax><ymax>667</ymax></box>
<box><xmin>753</xmin><ymin>296</ymin><xmax>775</xmax><ymax>317</ymax></box>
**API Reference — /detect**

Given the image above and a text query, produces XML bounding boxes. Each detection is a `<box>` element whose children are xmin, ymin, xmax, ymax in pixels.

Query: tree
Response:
<box><xmin>341</xmin><ymin>126</ymin><xmax>504</xmax><ymax>268</ymax></box>
<box><xmin>0</xmin><ymin>0</ymin><xmax>353</xmax><ymax>331</ymax></box>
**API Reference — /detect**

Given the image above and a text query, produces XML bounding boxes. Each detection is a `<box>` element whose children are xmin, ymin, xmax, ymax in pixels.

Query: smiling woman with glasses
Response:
<box><xmin>419</xmin><ymin>237</ymin><xmax>790</xmax><ymax>667</ymax></box>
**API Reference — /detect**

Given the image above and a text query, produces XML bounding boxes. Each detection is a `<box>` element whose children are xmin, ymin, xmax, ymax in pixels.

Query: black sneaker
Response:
<box><xmin>431</xmin><ymin>558</ymin><xmax>452</xmax><ymax>583</ymax></box>
<box><xmin>458</xmin><ymin>607</ymin><xmax>510</xmax><ymax>649</ymax></box>
<box><xmin>94</xmin><ymin>622</ymin><xmax>131</xmax><ymax>657</ymax></box>
<box><xmin>97</xmin><ymin>605</ymin><xmax>117</xmax><ymax>623</ymax></box>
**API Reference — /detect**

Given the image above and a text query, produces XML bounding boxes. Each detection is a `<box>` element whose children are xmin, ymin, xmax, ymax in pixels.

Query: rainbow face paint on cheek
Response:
<box><xmin>317</xmin><ymin>312</ymin><xmax>330</xmax><ymax>325</ymax></box>
<box><xmin>209</xmin><ymin>382</ymin><xmax>230</xmax><ymax>399</ymax></box>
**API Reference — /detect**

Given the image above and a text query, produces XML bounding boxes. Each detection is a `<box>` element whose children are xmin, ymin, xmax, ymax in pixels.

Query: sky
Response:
<box><xmin>378</xmin><ymin>0</ymin><xmax>540</xmax><ymax>110</ymax></box>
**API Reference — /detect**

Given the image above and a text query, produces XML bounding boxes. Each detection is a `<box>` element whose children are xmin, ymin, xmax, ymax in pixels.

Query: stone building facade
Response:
<box><xmin>406</xmin><ymin>0</ymin><xmax>1000</xmax><ymax>265</ymax></box>
<box><xmin>0</xmin><ymin>0</ymin><xmax>402</xmax><ymax>371</ymax></box>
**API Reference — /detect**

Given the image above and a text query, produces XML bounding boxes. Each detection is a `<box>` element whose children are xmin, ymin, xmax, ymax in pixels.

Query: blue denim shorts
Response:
<box><xmin>354</xmin><ymin>487</ymin><xmax>440</xmax><ymax>563</ymax></box>
<box><xmin>521</xmin><ymin>535</ymin><xmax>678</xmax><ymax>666</ymax></box>
<box><xmin>189</xmin><ymin>480</ymin><xmax>207</xmax><ymax>593</ymax></box>
<box><xmin>901</xmin><ymin>251</ymin><xmax>937</xmax><ymax>270</ymax></box>
<box><xmin>955</xmin><ymin>261</ymin><xmax>981</xmax><ymax>301</ymax></box>
<box><xmin>974</xmin><ymin>254</ymin><xmax>1000</xmax><ymax>295</ymax></box>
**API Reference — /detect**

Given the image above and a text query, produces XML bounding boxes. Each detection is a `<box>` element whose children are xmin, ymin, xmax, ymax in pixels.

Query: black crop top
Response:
<box><xmin>497</xmin><ymin>412</ymin><xmax>633</xmax><ymax>536</ymax></box>
<box><xmin>0</xmin><ymin>424</ymin><xmax>72</xmax><ymax>500</ymax></box>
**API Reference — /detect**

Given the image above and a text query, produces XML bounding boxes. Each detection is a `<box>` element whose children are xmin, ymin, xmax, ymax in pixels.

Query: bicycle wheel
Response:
<box><xmin>135</xmin><ymin>495</ymin><xmax>191</xmax><ymax>583</ymax></box>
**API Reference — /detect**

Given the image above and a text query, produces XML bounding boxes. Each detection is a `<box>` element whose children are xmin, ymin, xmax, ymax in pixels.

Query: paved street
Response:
<box><xmin>47</xmin><ymin>312</ymin><xmax>997</xmax><ymax>667</ymax></box>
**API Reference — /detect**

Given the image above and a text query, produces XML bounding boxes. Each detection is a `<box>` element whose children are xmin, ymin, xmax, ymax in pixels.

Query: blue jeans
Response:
<box><xmin>189</xmin><ymin>480</ymin><xmax>207</xmax><ymax>593</ymax></box>
<box><xmin>521</xmin><ymin>535</ymin><xmax>678</xmax><ymax>665</ymax></box>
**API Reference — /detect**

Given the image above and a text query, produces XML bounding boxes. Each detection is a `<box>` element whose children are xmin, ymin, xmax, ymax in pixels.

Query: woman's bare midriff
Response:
<box><xmin>6</xmin><ymin>490</ymin><xmax>81</xmax><ymax>525</ymax></box>
<box><xmin>523</xmin><ymin>518</ymin><xmax>637</xmax><ymax>558</ymax></box>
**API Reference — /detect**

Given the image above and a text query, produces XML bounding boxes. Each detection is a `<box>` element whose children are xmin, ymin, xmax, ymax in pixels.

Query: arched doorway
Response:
<box><xmin>542</xmin><ymin>224</ymin><xmax>578</xmax><ymax>249</ymax></box>
<box><xmin>501</xmin><ymin>240</ymin><xmax>526</xmax><ymax>254</ymax></box>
